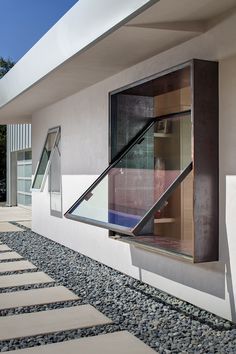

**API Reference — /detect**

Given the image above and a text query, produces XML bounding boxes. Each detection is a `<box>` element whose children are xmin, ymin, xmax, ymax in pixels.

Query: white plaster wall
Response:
<box><xmin>32</xmin><ymin>11</ymin><xmax>236</xmax><ymax>321</ymax></box>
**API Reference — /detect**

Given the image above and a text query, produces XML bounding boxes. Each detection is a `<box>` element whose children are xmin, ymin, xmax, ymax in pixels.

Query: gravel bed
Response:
<box><xmin>0</xmin><ymin>268</ymin><xmax>38</xmax><ymax>276</ymax></box>
<box><xmin>0</xmin><ymin>258</ymin><xmax>26</xmax><ymax>263</ymax></box>
<box><xmin>0</xmin><ymin>281</ymin><xmax>57</xmax><ymax>293</ymax></box>
<box><xmin>0</xmin><ymin>226</ymin><xmax>236</xmax><ymax>353</ymax></box>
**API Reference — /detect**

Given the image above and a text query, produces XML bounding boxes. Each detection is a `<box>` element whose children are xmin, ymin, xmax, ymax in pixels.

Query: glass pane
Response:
<box><xmin>24</xmin><ymin>151</ymin><xmax>32</xmax><ymax>160</ymax></box>
<box><xmin>17</xmin><ymin>193</ymin><xmax>32</xmax><ymax>206</ymax></box>
<box><xmin>17</xmin><ymin>150</ymin><xmax>32</xmax><ymax>161</ymax></box>
<box><xmin>17</xmin><ymin>179</ymin><xmax>32</xmax><ymax>193</ymax></box>
<box><xmin>70</xmin><ymin>113</ymin><xmax>192</xmax><ymax>234</ymax></box>
<box><xmin>131</xmin><ymin>171</ymin><xmax>194</xmax><ymax>257</ymax></box>
<box><xmin>17</xmin><ymin>164</ymin><xmax>32</xmax><ymax>178</ymax></box>
<box><xmin>32</xmin><ymin>129</ymin><xmax>59</xmax><ymax>190</ymax></box>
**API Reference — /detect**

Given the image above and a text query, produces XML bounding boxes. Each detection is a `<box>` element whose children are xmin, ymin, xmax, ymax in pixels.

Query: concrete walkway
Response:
<box><xmin>0</xmin><ymin>239</ymin><xmax>156</xmax><ymax>353</ymax></box>
<box><xmin>0</xmin><ymin>206</ymin><xmax>31</xmax><ymax>231</ymax></box>
<box><xmin>0</xmin><ymin>244</ymin><xmax>155</xmax><ymax>354</ymax></box>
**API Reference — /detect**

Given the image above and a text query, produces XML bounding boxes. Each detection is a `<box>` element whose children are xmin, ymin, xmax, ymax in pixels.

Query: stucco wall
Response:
<box><xmin>32</xmin><ymin>11</ymin><xmax>236</xmax><ymax>321</ymax></box>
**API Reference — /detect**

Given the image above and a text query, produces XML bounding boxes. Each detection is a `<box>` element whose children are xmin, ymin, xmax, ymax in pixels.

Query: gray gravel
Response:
<box><xmin>0</xmin><ymin>224</ymin><xmax>236</xmax><ymax>353</ymax></box>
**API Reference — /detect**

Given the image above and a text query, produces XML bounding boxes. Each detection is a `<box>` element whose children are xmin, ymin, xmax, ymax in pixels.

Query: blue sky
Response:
<box><xmin>0</xmin><ymin>0</ymin><xmax>78</xmax><ymax>62</ymax></box>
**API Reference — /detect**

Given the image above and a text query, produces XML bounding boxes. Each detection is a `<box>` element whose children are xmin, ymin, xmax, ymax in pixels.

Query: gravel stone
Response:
<box><xmin>0</xmin><ymin>224</ymin><xmax>236</xmax><ymax>353</ymax></box>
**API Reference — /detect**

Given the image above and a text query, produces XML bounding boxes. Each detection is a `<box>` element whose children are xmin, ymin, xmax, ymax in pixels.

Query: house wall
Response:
<box><xmin>32</xmin><ymin>11</ymin><xmax>236</xmax><ymax>321</ymax></box>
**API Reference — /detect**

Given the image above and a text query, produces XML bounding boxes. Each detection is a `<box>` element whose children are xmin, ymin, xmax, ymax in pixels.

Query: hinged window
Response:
<box><xmin>49</xmin><ymin>132</ymin><xmax>62</xmax><ymax>217</ymax></box>
<box><xmin>32</xmin><ymin>127</ymin><xmax>60</xmax><ymax>191</ymax></box>
<box><xmin>65</xmin><ymin>59</ymin><xmax>219</xmax><ymax>263</ymax></box>
<box><xmin>65</xmin><ymin>111</ymin><xmax>192</xmax><ymax>237</ymax></box>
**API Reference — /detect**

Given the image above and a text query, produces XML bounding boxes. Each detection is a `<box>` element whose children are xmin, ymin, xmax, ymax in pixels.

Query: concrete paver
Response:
<box><xmin>0</xmin><ymin>223</ymin><xmax>24</xmax><ymax>232</ymax></box>
<box><xmin>0</xmin><ymin>207</ymin><xmax>31</xmax><ymax>222</ymax></box>
<box><xmin>0</xmin><ymin>272</ymin><xmax>54</xmax><ymax>288</ymax></box>
<box><xmin>0</xmin><ymin>286</ymin><xmax>79</xmax><ymax>310</ymax></box>
<box><xmin>0</xmin><ymin>251</ymin><xmax>23</xmax><ymax>261</ymax></box>
<box><xmin>0</xmin><ymin>260</ymin><xmax>36</xmax><ymax>273</ymax></box>
<box><xmin>5</xmin><ymin>331</ymin><xmax>157</xmax><ymax>354</ymax></box>
<box><xmin>0</xmin><ymin>305</ymin><xmax>112</xmax><ymax>341</ymax></box>
<box><xmin>0</xmin><ymin>244</ymin><xmax>12</xmax><ymax>252</ymax></box>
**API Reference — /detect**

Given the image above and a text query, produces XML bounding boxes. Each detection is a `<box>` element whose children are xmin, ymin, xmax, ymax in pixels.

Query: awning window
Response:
<box><xmin>32</xmin><ymin>127</ymin><xmax>60</xmax><ymax>191</ymax></box>
<box><xmin>65</xmin><ymin>111</ymin><xmax>192</xmax><ymax>236</ymax></box>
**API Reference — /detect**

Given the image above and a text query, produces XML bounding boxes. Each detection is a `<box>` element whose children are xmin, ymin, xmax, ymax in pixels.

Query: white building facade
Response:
<box><xmin>1</xmin><ymin>0</ymin><xmax>236</xmax><ymax>322</ymax></box>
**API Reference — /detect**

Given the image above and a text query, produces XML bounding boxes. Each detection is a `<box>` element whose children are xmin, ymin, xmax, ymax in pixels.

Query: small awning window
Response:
<box><xmin>32</xmin><ymin>127</ymin><xmax>60</xmax><ymax>191</ymax></box>
<box><xmin>65</xmin><ymin>111</ymin><xmax>192</xmax><ymax>236</ymax></box>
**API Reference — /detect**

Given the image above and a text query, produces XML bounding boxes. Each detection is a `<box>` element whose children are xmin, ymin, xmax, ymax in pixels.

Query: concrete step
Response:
<box><xmin>6</xmin><ymin>331</ymin><xmax>156</xmax><ymax>354</ymax></box>
<box><xmin>0</xmin><ymin>244</ymin><xmax>12</xmax><ymax>252</ymax></box>
<box><xmin>0</xmin><ymin>272</ymin><xmax>54</xmax><ymax>288</ymax></box>
<box><xmin>0</xmin><ymin>207</ymin><xmax>31</xmax><ymax>222</ymax></box>
<box><xmin>0</xmin><ymin>251</ymin><xmax>23</xmax><ymax>261</ymax></box>
<box><xmin>0</xmin><ymin>286</ymin><xmax>79</xmax><ymax>310</ymax></box>
<box><xmin>0</xmin><ymin>223</ymin><xmax>24</xmax><ymax>232</ymax></box>
<box><xmin>0</xmin><ymin>260</ymin><xmax>37</xmax><ymax>273</ymax></box>
<box><xmin>0</xmin><ymin>305</ymin><xmax>112</xmax><ymax>341</ymax></box>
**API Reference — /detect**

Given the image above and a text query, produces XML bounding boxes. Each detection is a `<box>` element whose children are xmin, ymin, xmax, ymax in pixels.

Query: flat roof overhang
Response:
<box><xmin>0</xmin><ymin>0</ymin><xmax>236</xmax><ymax>124</ymax></box>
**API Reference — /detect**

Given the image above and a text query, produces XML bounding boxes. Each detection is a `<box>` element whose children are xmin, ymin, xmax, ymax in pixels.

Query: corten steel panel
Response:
<box><xmin>192</xmin><ymin>59</ymin><xmax>219</xmax><ymax>263</ymax></box>
<box><xmin>108</xmin><ymin>59</ymin><xmax>219</xmax><ymax>262</ymax></box>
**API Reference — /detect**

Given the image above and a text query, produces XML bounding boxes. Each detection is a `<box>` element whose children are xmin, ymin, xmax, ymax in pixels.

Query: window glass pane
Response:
<box><xmin>17</xmin><ymin>164</ymin><xmax>32</xmax><ymax>178</ymax></box>
<box><xmin>131</xmin><ymin>171</ymin><xmax>194</xmax><ymax>257</ymax></box>
<box><xmin>32</xmin><ymin>129</ymin><xmax>59</xmax><ymax>190</ymax></box>
<box><xmin>17</xmin><ymin>152</ymin><xmax>24</xmax><ymax>161</ymax></box>
<box><xmin>50</xmin><ymin>135</ymin><xmax>62</xmax><ymax>217</ymax></box>
<box><xmin>17</xmin><ymin>150</ymin><xmax>32</xmax><ymax>161</ymax></box>
<box><xmin>17</xmin><ymin>193</ymin><xmax>32</xmax><ymax>206</ymax></box>
<box><xmin>25</xmin><ymin>151</ymin><xmax>32</xmax><ymax>160</ymax></box>
<box><xmin>69</xmin><ymin>113</ymin><xmax>192</xmax><ymax>234</ymax></box>
<box><xmin>17</xmin><ymin>179</ymin><xmax>32</xmax><ymax>193</ymax></box>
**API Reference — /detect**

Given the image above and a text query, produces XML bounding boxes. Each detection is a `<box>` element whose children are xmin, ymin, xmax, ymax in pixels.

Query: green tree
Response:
<box><xmin>0</xmin><ymin>57</ymin><xmax>14</xmax><ymax>78</ymax></box>
<box><xmin>0</xmin><ymin>57</ymin><xmax>14</xmax><ymax>200</ymax></box>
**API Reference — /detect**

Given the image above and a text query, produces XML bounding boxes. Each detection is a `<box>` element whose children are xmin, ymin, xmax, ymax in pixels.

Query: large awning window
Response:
<box><xmin>65</xmin><ymin>59</ymin><xmax>219</xmax><ymax>263</ymax></box>
<box><xmin>32</xmin><ymin>127</ymin><xmax>60</xmax><ymax>191</ymax></box>
<box><xmin>65</xmin><ymin>111</ymin><xmax>192</xmax><ymax>236</ymax></box>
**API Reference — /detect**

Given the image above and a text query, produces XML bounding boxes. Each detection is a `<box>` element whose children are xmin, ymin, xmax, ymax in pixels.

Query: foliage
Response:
<box><xmin>0</xmin><ymin>57</ymin><xmax>14</xmax><ymax>78</ymax></box>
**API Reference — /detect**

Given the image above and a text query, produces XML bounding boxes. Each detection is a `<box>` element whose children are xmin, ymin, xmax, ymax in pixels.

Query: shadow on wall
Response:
<box><xmin>129</xmin><ymin>246</ymin><xmax>225</xmax><ymax>299</ymax></box>
<box><xmin>129</xmin><ymin>175</ymin><xmax>236</xmax><ymax>322</ymax></box>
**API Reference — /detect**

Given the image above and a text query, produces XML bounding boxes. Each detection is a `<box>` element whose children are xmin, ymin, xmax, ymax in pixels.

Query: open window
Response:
<box><xmin>49</xmin><ymin>132</ymin><xmax>62</xmax><ymax>217</ymax></box>
<box><xmin>65</xmin><ymin>112</ymin><xmax>193</xmax><ymax>258</ymax></box>
<box><xmin>65</xmin><ymin>59</ymin><xmax>218</xmax><ymax>263</ymax></box>
<box><xmin>66</xmin><ymin>111</ymin><xmax>192</xmax><ymax>237</ymax></box>
<box><xmin>32</xmin><ymin>127</ymin><xmax>60</xmax><ymax>191</ymax></box>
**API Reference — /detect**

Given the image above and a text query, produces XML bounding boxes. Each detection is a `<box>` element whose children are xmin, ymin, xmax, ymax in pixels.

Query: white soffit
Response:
<box><xmin>0</xmin><ymin>0</ymin><xmax>236</xmax><ymax>123</ymax></box>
